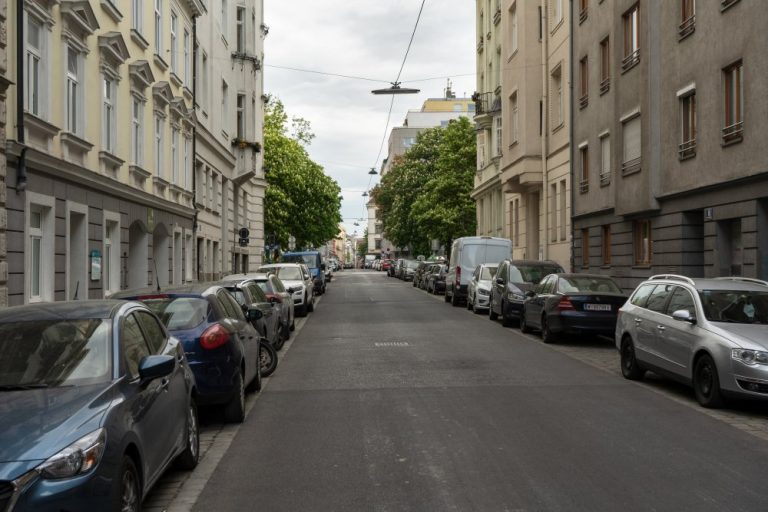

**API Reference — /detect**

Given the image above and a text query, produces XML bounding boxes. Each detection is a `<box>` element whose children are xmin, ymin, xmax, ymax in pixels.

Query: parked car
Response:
<box><xmin>238</xmin><ymin>272</ymin><xmax>295</xmax><ymax>338</ymax></box>
<box><xmin>402</xmin><ymin>260</ymin><xmax>420</xmax><ymax>281</ymax></box>
<box><xmin>282</xmin><ymin>250</ymin><xmax>326</xmax><ymax>294</ymax></box>
<box><xmin>425</xmin><ymin>264</ymin><xmax>448</xmax><ymax>295</ymax></box>
<box><xmin>519</xmin><ymin>273</ymin><xmax>627</xmax><ymax>342</ymax></box>
<box><xmin>489</xmin><ymin>259</ymin><xmax>565</xmax><ymax>326</ymax></box>
<box><xmin>259</xmin><ymin>263</ymin><xmax>315</xmax><ymax>316</ymax></box>
<box><xmin>113</xmin><ymin>284</ymin><xmax>263</xmax><ymax>423</ymax></box>
<box><xmin>382</xmin><ymin>259</ymin><xmax>394</xmax><ymax>273</ymax></box>
<box><xmin>393</xmin><ymin>259</ymin><xmax>406</xmax><ymax>279</ymax></box>
<box><xmin>445</xmin><ymin>237</ymin><xmax>513</xmax><ymax>307</ymax></box>
<box><xmin>413</xmin><ymin>261</ymin><xmax>430</xmax><ymax>288</ymax></box>
<box><xmin>0</xmin><ymin>301</ymin><xmax>199</xmax><ymax>511</ymax></box>
<box><xmin>467</xmin><ymin>263</ymin><xmax>499</xmax><ymax>314</ymax></box>
<box><xmin>616</xmin><ymin>275</ymin><xmax>768</xmax><ymax>408</ymax></box>
<box><xmin>218</xmin><ymin>277</ymin><xmax>282</xmax><ymax>349</ymax></box>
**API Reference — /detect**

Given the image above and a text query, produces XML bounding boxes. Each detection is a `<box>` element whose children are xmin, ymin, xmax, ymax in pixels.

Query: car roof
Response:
<box><xmin>110</xmin><ymin>283</ymin><xmax>220</xmax><ymax>298</ymax></box>
<box><xmin>643</xmin><ymin>275</ymin><xmax>768</xmax><ymax>292</ymax></box>
<box><xmin>0</xmin><ymin>300</ymin><xmax>129</xmax><ymax>322</ymax></box>
<box><xmin>224</xmin><ymin>272</ymin><xmax>271</xmax><ymax>281</ymax></box>
<box><xmin>557</xmin><ymin>273</ymin><xmax>617</xmax><ymax>280</ymax></box>
<box><xmin>509</xmin><ymin>259</ymin><xmax>563</xmax><ymax>266</ymax></box>
<box><xmin>260</xmin><ymin>263</ymin><xmax>302</xmax><ymax>268</ymax></box>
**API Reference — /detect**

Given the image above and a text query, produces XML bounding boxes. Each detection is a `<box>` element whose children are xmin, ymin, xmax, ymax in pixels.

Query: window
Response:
<box><xmin>630</xmin><ymin>284</ymin><xmax>656</xmax><ymax>307</ymax></box>
<box><xmin>477</xmin><ymin>131</ymin><xmax>485</xmax><ymax>169</ymax></box>
<box><xmin>155</xmin><ymin>115</ymin><xmax>164</xmax><ymax>177</ymax></box>
<box><xmin>102</xmin><ymin>78</ymin><xmax>116</xmax><ymax>153</ymax></box>
<box><xmin>723</xmin><ymin>61</ymin><xmax>743</xmax><ymax>144</ymax></box>
<box><xmin>579</xmin><ymin>144</ymin><xmax>589</xmax><ymax>193</ymax></box>
<box><xmin>183</xmin><ymin>30</ymin><xmax>190</xmax><ymax>86</ymax></box>
<box><xmin>599</xmin><ymin>133</ymin><xmax>610</xmax><ymax>184</ymax></box>
<box><xmin>154</xmin><ymin>0</ymin><xmax>162</xmax><ymax>55</ymax></box>
<box><xmin>122</xmin><ymin>314</ymin><xmax>151</xmax><ymax>379</ymax></box>
<box><xmin>66</xmin><ymin>47</ymin><xmax>81</xmax><ymax>134</ymax></box>
<box><xmin>666</xmin><ymin>287</ymin><xmax>695</xmax><ymax>316</ymax></box>
<box><xmin>646</xmin><ymin>284</ymin><xmax>672</xmax><ymax>313</ymax></box>
<box><xmin>171</xmin><ymin>126</ymin><xmax>179</xmax><ymax>185</ymax></box>
<box><xmin>27</xmin><ymin>195</ymin><xmax>55</xmax><ymax>303</ymax></box>
<box><xmin>222</xmin><ymin>81</ymin><xmax>229</xmax><ymax>134</ymax></box>
<box><xmin>495</xmin><ymin>117</ymin><xmax>502</xmax><ymax>157</ymax></box>
<box><xmin>184</xmin><ymin>136</ymin><xmax>191</xmax><ymax>189</ymax></box>
<box><xmin>201</xmin><ymin>52</ymin><xmax>209</xmax><ymax>112</ymax></box>
<box><xmin>579</xmin><ymin>0</ymin><xmax>588</xmax><ymax>22</ymax></box>
<box><xmin>132</xmin><ymin>0</ymin><xmax>143</xmax><ymax>33</ymax></box>
<box><xmin>550</xmin><ymin>184</ymin><xmax>557</xmax><ymax>242</ymax></box>
<box><xmin>221</xmin><ymin>0</ymin><xmax>228</xmax><ymax>40</ymax></box>
<box><xmin>510</xmin><ymin>92</ymin><xmax>518</xmax><ymax>144</ymax></box>
<box><xmin>634</xmin><ymin>219</ymin><xmax>652</xmax><ymax>266</ymax></box>
<box><xmin>679</xmin><ymin>91</ymin><xmax>696</xmax><ymax>159</ymax></box>
<box><xmin>170</xmin><ymin>12</ymin><xmax>177</xmax><ymax>72</ymax></box>
<box><xmin>131</xmin><ymin>98</ymin><xmax>143</xmax><ymax>166</ymax></box>
<box><xmin>236</xmin><ymin>6</ymin><xmax>246</xmax><ymax>53</ymax></box>
<box><xmin>559</xmin><ymin>180</ymin><xmax>566</xmax><ymax>241</ymax></box>
<box><xmin>26</xmin><ymin>17</ymin><xmax>43</xmax><ymax>117</ymax></box>
<box><xmin>513</xmin><ymin>198</ymin><xmax>520</xmax><ymax>245</ymax></box>
<box><xmin>136</xmin><ymin>311</ymin><xmax>167</xmax><ymax>354</ymax></box>
<box><xmin>508</xmin><ymin>3</ymin><xmax>517</xmax><ymax>56</ymax></box>
<box><xmin>551</xmin><ymin>66</ymin><xmax>563</xmax><ymax>128</ymax></box>
<box><xmin>103</xmin><ymin>216</ymin><xmax>121</xmax><ymax>295</ymax></box>
<box><xmin>622</xmin><ymin>114</ymin><xmax>641</xmax><ymax>174</ymax></box>
<box><xmin>680</xmin><ymin>0</ymin><xmax>695</xmax><ymax>39</ymax></box>
<box><xmin>579</xmin><ymin>56</ymin><xmax>589</xmax><ymax>108</ymax></box>
<box><xmin>581</xmin><ymin>228</ymin><xmax>590</xmax><ymax>267</ymax></box>
<box><xmin>237</xmin><ymin>93</ymin><xmax>246</xmax><ymax>139</ymax></box>
<box><xmin>602</xmin><ymin>225</ymin><xmax>611</xmax><ymax>265</ymax></box>
<box><xmin>622</xmin><ymin>4</ymin><xmax>640</xmax><ymax>72</ymax></box>
<box><xmin>600</xmin><ymin>37</ymin><xmax>610</xmax><ymax>93</ymax></box>
<box><xmin>184</xmin><ymin>233</ymin><xmax>193</xmax><ymax>282</ymax></box>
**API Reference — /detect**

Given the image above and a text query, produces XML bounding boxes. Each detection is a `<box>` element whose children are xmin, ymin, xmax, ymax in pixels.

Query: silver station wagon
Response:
<box><xmin>616</xmin><ymin>275</ymin><xmax>768</xmax><ymax>408</ymax></box>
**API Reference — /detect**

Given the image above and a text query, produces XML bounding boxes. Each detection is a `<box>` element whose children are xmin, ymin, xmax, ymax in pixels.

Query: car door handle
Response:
<box><xmin>159</xmin><ymin>378</ymin><xmax>170</xmax><ymax>391</ymax></box>
<box><xmin>634</xmin><ymin>318</ymin><xmax>642</xmax><ymax>323</ymax></box>
<box><xmin>656</xmin><ymin>325</ymin><xmax>666</xmax><ymax>331</ymax></box>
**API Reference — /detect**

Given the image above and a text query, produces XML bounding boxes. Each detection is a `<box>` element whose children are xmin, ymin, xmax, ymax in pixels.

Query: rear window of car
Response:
<box><xmin>461</xmin><ymin>244</ymin><xmax>510</xmax><ymax>270</ymax></box>
<box><xmin>558</xmin><ymin>276</ymin><xmax>622</xmax><ymax>294</ymax></box>
<box><xmin>508</xmin><ymin>265</ymin><xmax>563</xmax><ymax>285</ymax></box>
<box><xmin>699</xmin><ymin>289</ymin><xmax>768</xmax><ymax>324</ymax></box>
<box><xmin>480</xmin><ymin>267</ymin><xmax>498</xmax><ymax>280</ymax></box>
<box><xmin>630</xmin><ymin>284</ymin><xmax>656</xmax><ymax>307</ymax></box>
<box><xmin>267</xmin><ymin>266</ymin><xmax>302</xmax><ymax>280</ymax></box>
<box><xmin>141</xmin><ymin>297</ymin><xmax>210</xmax><ymax>331</ymax></box>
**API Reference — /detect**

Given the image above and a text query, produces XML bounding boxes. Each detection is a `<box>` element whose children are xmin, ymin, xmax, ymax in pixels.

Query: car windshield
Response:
<box><xmin>480</xmin><ymin>267</ymin><xmax>498</xmax><ymax>280</ymax></box>
<box><xmin>699</xmin><ymin>289</ymin><xmax>768</xmax><ymax>324</ymax></box>
<box><xmin>267</xmin><ymin>266</ymin><xmax>302</xmax><ymax>280</ymax></box>
<box><xmin>282</xmin><ymin>254</ymin><xmax>319</xmax><ymax>268</ymax></box>
<box><xmin>559</xmin><ymin>276</ymin><xmax>623</xmax><ymax>294</ymax></box>
<box><xmin>509</xmin><ymin>265</ymin><xmax>563</xmax><ymax>284</ymax></box>
<box><xmin>406</xmin><ymin>261</ymin><xmax>420</xmax><ymax>269</ymax></box>
<box><xmin>0</xmin><ymin>319</ymin><xmax>111</xmax><ymax>388</ymax></box>
<box><xmin>462</xmin><ymin>244</ymin><xmax>509</xmax><ymax>269</ymax></box>
<box><xmin>142</xmin><ymin>297</ymin><xmax>210</xmax><ymax>331</ymax></box>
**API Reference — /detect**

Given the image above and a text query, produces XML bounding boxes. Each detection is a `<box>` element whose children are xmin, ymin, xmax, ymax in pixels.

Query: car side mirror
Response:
<box><xmin>525</xmin><ymin>290</ymin><xmax>536</xmax><ymax>298</ymax></box>
<box><xmin>495</xmin><ymin>277</ymin><xmax>504</xmax><ymax>285</ymax></box>
<box><xmin>672</xmin><ymin>309</ymin><xmax>696</xmax><ymax>324</ymax></box>
<box><xmin>138</xmin><ymin>355</ymin><xmax>175</xmax><ymax>386</ymax></box>
<box><xmin>247</xmin><ymin>307</ymin><xmax>263</xmax><ymax>322</ymax></box>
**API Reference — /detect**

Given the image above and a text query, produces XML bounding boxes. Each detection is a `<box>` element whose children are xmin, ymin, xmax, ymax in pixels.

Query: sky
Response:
<box><xmin>264</xmin><ymin>0</ymin><xmax>476</xmax><ymax>239</ymax></box>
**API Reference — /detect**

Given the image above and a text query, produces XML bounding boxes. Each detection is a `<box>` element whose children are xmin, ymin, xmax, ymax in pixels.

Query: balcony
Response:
<box><xmin>600</xmin><ymin>171</ymin><xmax>611</xmax><ymax>187</ymax></box>
<box><xmin>472</xmin><ymin>92</ymin><xmax>501</xmax><ymax>116</ymax></box>
<box><xmin>621</xmin><ymin>49</ymin><xmax>640</xmax><ymax>73</ymax></box>
<box><xmin>678</xmin><ymin>139</ymin><xmax>696</xmax><ymax>160</ymax></box>
<box><xmin>579</xmin><ymin>179</ymin><xmax>589</xmax><ymax>194</ymax></box>
<box><xmin>722</xmin><ymin>121</ymin><xmax>743</xmax><ymax>146</ymax></box>
<box><xmin>678</xmin><ymin>15</ymin><xmax>695</xmax><ymax>40</ymax></box>
<box><xmin>621</xmin><ymin>157</ymin><xmax>642</xmax><ymax>176</ymax></box>
<box><xmin>599</xmin><ymin>77</ymin><xmax>610</xmax><ymax>95</ymax></box>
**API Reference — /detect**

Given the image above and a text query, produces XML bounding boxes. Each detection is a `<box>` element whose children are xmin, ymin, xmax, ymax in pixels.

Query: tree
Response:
<box><xmin>372</xmin><ymin>117</ymin><xmax>476</xmax><ymax>257</ymax></box>
<box><xmin>264</xmin><ymin>98</ymin><xmax>342</xmax><ymax>249</ymax></box>
<box><xmin>356</xmin><ymin>228</ymin><xmax>369</xmax><ymax>260</ymax></box>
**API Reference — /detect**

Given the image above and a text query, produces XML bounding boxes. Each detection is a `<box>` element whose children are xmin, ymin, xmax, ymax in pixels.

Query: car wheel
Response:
<box><xmin>620</xmin><ymin>337</ymin><xmax>645</xmax><ymax>380</ymax></box>
<box><xmin>224</xmin><ymin>370</ymin><xmax>246</xmax><ymax>423</ymax></box>
<box><xmin>541</xmin><ymin>315</ymin><xmax>557</xmax><ymax>343</ymax></box>
<box><xmin>501</xmin><ymin>301</ymin><xmax>514</xmax><ymax>327</ymax></box>
<box><xmin>176</xmin><ymin>401</ymin><xmax>200</xmax><ymax>470</ymax></box>
<box><xmin>296</xmin><ymin>303</ymin><xmax>307</xmax><ymax>317</ymax></box>
<box><xmin>451</xmin><ymin>291</ymin><xmax>461</xmax><ymax>307</ymax></box>
<box><xmin>519</xmin><ymin>308</ymin><xmax>532</xmax><ymax>333</ymax></box>
<box><xmin>444</xmin><ymin>289</ymin><xmax>451</xmax><ymax>303</ymax></box>
<box><xmin>259</xmin><ymin>341</ymin><xmax>278</xmax><ymax>378</ymax></box>
<box><xmin>694</xmin><ymin>354</ymin><xmax>725</xmax><ymax>408</ymax></box>
<box><xmin>114</xmin><ymin>456</ymin><xmax>141</xmax><ymax>512</ymax></box>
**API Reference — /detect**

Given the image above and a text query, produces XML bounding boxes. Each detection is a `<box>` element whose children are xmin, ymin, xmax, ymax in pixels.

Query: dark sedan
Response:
<box><xmin>0</xmin><ymin>301</ymin><xmax>198</xmax><ymax>512</ymax></box>
<box><xmin>114</xmin><ymin>284</ymin><xmax>263</xmax><ymax>423</ymax></box>
<box><xmin>490</xmin><ymin>259</ymin><xmax>565</xmax><ymax>327</ymax></box>
<box><xmin>520</xmin><ymin>274</ymin><xmax>628</xmax><ymax>343</ymax></box>
<box><xmin>219</xmin><ymin>278</ymin><xmax>281</xmax><ymax>349</ymax></box>
<box><xmin>426</xmin><ymin>264</ymin><xmax>448</xmax><ymax>295</ymax></box>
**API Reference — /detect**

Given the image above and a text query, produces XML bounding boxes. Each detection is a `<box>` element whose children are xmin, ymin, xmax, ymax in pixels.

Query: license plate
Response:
<box><xmin>584</xmin><ymin>304</ymin><xmax>611</xmax><ymax>311</ymax></box>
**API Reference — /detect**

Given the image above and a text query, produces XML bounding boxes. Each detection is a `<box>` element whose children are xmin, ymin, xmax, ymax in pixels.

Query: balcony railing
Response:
<box><xmin>600</xmin><ymin>171</ymin><xmax>611</xmax><ymax>186</ymax></box>
<box><xmin>678</xmin><ymin>15</ymin><xmax>695</xmax><ymax>39</ymax></box>
<box><xmin>722</xmin><ymin>121</ymin><xmax>743</xmax><ymax>145</ymax></box>
<box><xmin>599</xmin><ymin>77</ymin><xmax>610</xmax><ymax>95</ymax></box>
<box><xmin>579</xmin><ymin>179</ymin><xmax>589</xmax><ymax>193</ymax></box>
<box><xmin>493</xmin><ymin>8</ymin><xmax>501</xmax><ymax>25</ymax></box>
<box><xmin>579</xmin><ymin>94</ymin><xmax>589</xmax><ymax>109</ymax></box>
<box><xmin>678</xmin><ymin>139</ymin><xmax>696</xmax><ymax>160</ymax></box>
<box><xmin>477</xmin><ymin>38</ymin><xmax>484</xmax><ymax>53</ymax></box>
<box><xmin>721</xmin><ymin>0</ymin><xmax>741</xmax><ymax>11</ymax></box>
<box><xmin>621</xmin><ymin>49</ymin><xmax>640</xmax><ymax>73</ymax></box>
<box><xmin>621</xmin><ymin>157</ymin><xmax>642</xmax><ymax>175</ymax></box>
<box><xmin>472</xmin><ymin>92</ymin><xmax>501</xmax><ymax>116</ymax></box>
<box><xmin>579</xmin><ymin>7</ymin><xmax>588</xmax><ymax>23</ymax></box>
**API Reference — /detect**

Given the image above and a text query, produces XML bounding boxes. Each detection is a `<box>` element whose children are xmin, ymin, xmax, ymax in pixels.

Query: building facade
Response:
<box><xmin>571</xmin><ymin>0</ymin><xmax>768</xmax><ymax>289</ymax></box>
<box><xmin>0</xmin><ymin>0</ymin><xmax>8</xmax><ymax>306</ymax></box>
<box><xmin>195</xmin><ymin>0</ymin><xmax>266</xmax><ymax>281</ymax></box>
<box><xmin>498</xmin><ymin>0</ymin><xmax>571</xmax><ymax>270</ymax></box>
<box><xmin>472</xmin><ymin>0</ymin><xmax>504</xmax><ymax>238</ymax></box>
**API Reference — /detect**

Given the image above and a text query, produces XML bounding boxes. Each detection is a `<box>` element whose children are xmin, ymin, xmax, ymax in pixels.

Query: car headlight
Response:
<box><xmin>507</xmin><ymin>292</ymin><xmax>525</xmax><ymax>301</ymax></box>
<box><xmin>477</xmin><ymin>288</ymin><xmax>490</xmax><ymax>296</ymax></box>
<box><xmin>731</xmin><ymin>349</ymin><xmax>768</xmax><ymax>366</ymax></box>
<box><xmin>38</xmin><ymin>428</ymin><xmax>106</xmax><ymax>479</ymax></box>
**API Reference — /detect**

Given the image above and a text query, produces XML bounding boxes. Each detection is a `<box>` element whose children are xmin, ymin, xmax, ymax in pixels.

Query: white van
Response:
<box><xmin>445</xmin><ymin>236</ymin><xmax>512</xmax><ymax>307</ymax></box>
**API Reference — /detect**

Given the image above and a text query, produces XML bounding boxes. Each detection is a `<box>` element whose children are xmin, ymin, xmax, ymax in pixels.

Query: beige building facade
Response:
<box><xmin>498</xmin><ymin>0</ymin><xmax>571</xmax><ymax>270</ymax></box>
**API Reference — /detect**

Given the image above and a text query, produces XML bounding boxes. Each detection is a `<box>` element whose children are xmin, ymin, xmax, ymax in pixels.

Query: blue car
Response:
<box><xmin>0</xmin><ymin>301</ymin><xmax>198</xmax><ymax>512</ymax></box>
<box><xmin>114</xmin><ymin>284</ymin><xmax>263</xmax><ymax>423</ymax></box>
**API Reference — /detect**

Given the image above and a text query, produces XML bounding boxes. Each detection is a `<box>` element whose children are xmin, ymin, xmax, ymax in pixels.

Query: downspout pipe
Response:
<box><xmin>192</xmin><ymin>15</ymin><xmax>198</xmax><ymax>280</ymax></box>
<box><xmin>540</xmin><ymin>0</ymin><xmax>549</xmax><ymax>261</ymax></box>
<box><xmin>16</xmin><ymin>0</ymin><xmax>28</xmax><ymax>192</ymax></box>
<box><xmin>568</xmin><ymin>0</ymin><xmax>575</xmax><ymax>273</ymax></box>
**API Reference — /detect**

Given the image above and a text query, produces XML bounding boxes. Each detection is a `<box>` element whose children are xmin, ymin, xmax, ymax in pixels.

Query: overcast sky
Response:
<box><xmin>264</xmin><ymin>0</ymin><xmax>476</xmax><ymax>238</ymax></box>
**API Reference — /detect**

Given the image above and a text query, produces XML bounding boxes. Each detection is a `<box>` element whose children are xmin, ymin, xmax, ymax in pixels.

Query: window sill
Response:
<box><xmin>60</xmin><ymin>131</ymin><xmax>94</xmax><ymax>153</ymax></box>
<box><xmin>721</xmin><ymin>136</ymin><xmax>744</xmax><ymax>148</ymax></box>
<box><xmin>621</xmin><ymin>54</ymin><xmax>640</xmax><ymax>74</ymax></box>
<box><xmin>182</xmin><ymin>86</ymin><xmax>193</xmax><ymax>101</ymax></box>
<box><xmin>100</xmin><ymin>0</ymin><xmax>123</xmax><ymax>22</ymax></box>
<box><xmin>99</xmin><ymin>150</ymin><xmax>124</xmax><ymax>176</ymax></box>
<box><xmin>721</xmin><ymin>0</ymin><xmax>741</xmax><ymax>12</ymax></box>
<box><xmin>24</xmin><ymin>111</ymin><xmax>60</xmax><ymax>138</ymax></box>
<box><xmin>169</xmin><ymin>72</ymin><xmax>183</xmax><ymax>88</ymax></box>
<box><xmin>153</xmin><ymin>53</ymin><xmax>169</xmax><ymax>72</ymax></box>
<box><xmin>130</xmin><ymin>29</ymin><xmax>149</xmax><ymax>50</ymax></box>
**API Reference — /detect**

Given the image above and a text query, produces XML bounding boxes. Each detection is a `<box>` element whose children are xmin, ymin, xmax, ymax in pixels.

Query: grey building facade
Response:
<box><xmin>571</xmin><ymin>0</ymin><xmax>768</xmax><ymax>290</ymax></box>
<box><xmin>0</xmin><ymin>0</ymin><xmax>8</xmax><ymax>306</ymax></box>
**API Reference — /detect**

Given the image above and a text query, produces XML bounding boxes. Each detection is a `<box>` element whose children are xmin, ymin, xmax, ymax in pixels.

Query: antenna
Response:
<box><xmin>152</xmin><ymin>259</ymin><xmax>162</xmax><ymax>292</ymax></box>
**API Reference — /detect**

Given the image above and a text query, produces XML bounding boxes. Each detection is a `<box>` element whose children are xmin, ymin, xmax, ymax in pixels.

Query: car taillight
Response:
<box><xmin>557</xmin><ymin>296</ymin><xmax>575</xmax><ymax>310</ymax></box>
<box><xmin>267</xmin><ymin>294</ymin><xmax>283</xmax><ymax>304</ymax></box>
<box><xmin>456</xmin><ymin>267</ymin><xmax>461</xmax><ymax>286</ymax></box>
<box><xmin>200</xmin><ymin>323</ymin><xmax>231</xmax><ymax>350</ymax></box>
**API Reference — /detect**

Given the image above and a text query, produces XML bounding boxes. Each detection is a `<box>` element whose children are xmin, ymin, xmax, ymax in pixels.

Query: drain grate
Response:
<box><xmin>374</xmin><ymin>341</ymin><xmax>410</xmax><ymax>347</ymax></box>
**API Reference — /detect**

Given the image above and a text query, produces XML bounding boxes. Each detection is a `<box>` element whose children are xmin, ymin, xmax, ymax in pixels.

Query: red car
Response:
<box><xmin>381</xmin><ymin>259</ymin><xmax>394</xmax><ymax>271</ymax></box>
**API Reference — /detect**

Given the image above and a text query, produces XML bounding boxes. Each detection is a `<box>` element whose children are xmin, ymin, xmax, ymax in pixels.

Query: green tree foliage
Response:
<box><xmin>372</xmin><ymin>117</ymin><xmax>477</xmax><ymax>256</ymax></box>
<box><xmin>356</xmin><ymin>228</ymin><xmax>369</xmax><ymax>259</ymax></box>
<box><xmin>264</xmin><ymin>98</ymin><xmax>342</xmax><ymax>249</ymax></box>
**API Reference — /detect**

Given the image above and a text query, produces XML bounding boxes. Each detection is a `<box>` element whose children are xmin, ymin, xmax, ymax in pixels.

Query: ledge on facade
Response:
<box><xmin>61</xmin><ymin>0</ymin><xmax>100</xmax><ymax>36</ymax></box>
<box><xmin>232</xmin><ymin>169</ymin><xmax>256</xmax><ymax>186</ymax></box>
<box><xmin>182</xmin><ymin>86</ymin><xmax>193</xmax><ymax>101</ymax></box>
<box><xmin>130</xmin><ymin>29</ymin><xmax>149</xmax><ymax>50</ymax></box>
<box><xmin>129</xmin><ymin>164</ymin><xmax>151</xmax><ymax>190</ymax></box>
<box><xmin>231</xmin><ymin>52</ymin><xmax>261</xmax><ymax>70</ymax></box>
<box><xmin>60</xmin><ymin>131</ymin><xmax>94</xmax><ymax>153</ymax></box>
<box><xmin>153</xmin><ymin>54</ymin><xmax>170</xmax><ymax>72</ymax></box>
<box><xmin>168</xmin><ymin>183</ymin><xmax>189</xmax><ymax>196</ymax></box>
<box><xmin>153</xmin><ymin>81</ymin><xmax>173</xmax><ymax>107</ymax></box>
<box><xmin>99</xmin><ymin>32</ymin><xmax>130</xmax><ymax>66</ymax></box>
<box><xmin>100</xmin><ymin>0</ymin><xmax>123</xmax><ymax>22</ymax></box>
<box><xmin>24</xmin><ymin>112</ymin><xmax>60</xmax><ymax>137</ymax></box>
<box><xmin>99</xmin><ymin>150</ymin><xmax>124</xmax><ymax>170</ymax></box>
<box><xmin>169</xmin><ymin>72</ymin><xmax>183</xmax><ymax>88</ymax></box>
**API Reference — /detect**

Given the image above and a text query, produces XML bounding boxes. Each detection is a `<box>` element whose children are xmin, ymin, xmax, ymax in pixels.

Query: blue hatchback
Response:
<box><xmin>0</xmin><ymin>301</ymin><xmax>198</xmax><ymax>512</ymax></box>
<box><xmin>114</xmin><ymin>284</ymin><xmax>263</xmax><ymax>423</ymax></box>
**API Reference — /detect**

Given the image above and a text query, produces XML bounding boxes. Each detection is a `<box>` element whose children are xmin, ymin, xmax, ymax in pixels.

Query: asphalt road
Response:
<box><xmin>191</xmin><ymin>271</ymin><xmax>768</xmax><ymax>512</ymax></box>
